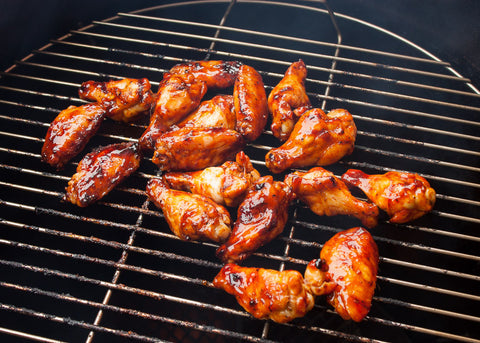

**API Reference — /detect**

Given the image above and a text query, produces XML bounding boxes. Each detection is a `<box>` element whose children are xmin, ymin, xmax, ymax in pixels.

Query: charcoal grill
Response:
<box><xmin>0</xmin><ymin>0</ymin><xmax>479</xmax><ymax>342</ymax></box>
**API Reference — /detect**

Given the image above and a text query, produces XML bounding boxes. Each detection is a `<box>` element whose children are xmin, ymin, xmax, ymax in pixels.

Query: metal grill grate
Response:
<box><xmin>0</xmin><ymin>1</ymin><xmax>479</xmax><ymax>342</ymax></box>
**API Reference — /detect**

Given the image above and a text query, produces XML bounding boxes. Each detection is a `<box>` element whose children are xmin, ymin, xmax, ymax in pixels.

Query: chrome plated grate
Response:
<box><xmin>0</xmin><ymin>1</ymin><xmax>479</xmax><ymax>342</ymax></box>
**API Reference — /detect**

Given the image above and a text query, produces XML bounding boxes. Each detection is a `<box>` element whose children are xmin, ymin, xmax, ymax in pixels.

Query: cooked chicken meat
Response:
<box><xmin>342</xmin><ymin>169</ymin><xmax>436</xmax><ymax>223</ymax></box>
<box><xmin>64</xmin><ymin>142</ymin><xmax>141</xmax><ymax>207</ymax></box>
<box><xmin>216</xmin><ymin>175</ymin><xmax>294</xmax><ymax>263</ymax></box>
<box><xmin>41</xmin><ymin>103</ymin><xmax>106</xmax><ymax>170</ymax></box>
<box><xmin>213</xmin><ymin>263</ymin><xmax>315</xmax><ymax>323</ymax></box>
<box><xmin>284</xmin><ymin>167</ymin><xmax>379</xmax><ymax>228</ymax></box>
<box><xmin>163</xmin><ymin>151</ymin><xmax>260</xmax><ymax>207</ymax></box>
<box><xmin>78</xmin><ymin>78</ymin><xmax>154</xmax><ymax>122</ymax></box>
<box><xmin>265</xmin><ymin>108</ymin><xmax>357</xmax><ymax>174</ymax></box>
<box><xmin>268</xmin><ymin>60</ymin><xmax>311</xmax><ymax>141</ymax></box>
<box><xmin>146</xmin><ymin>177</ymin><xmax>231</xmax><ymax>242</ymax></box>
<box><xmin>304</xmin><ymin>227</ymin><xmax>379</xmax><ymax>322</ymax></box>
<box><xmin>234</xmin><ymin>64</ymin><xmax>269</xmax><ymax>142</ymax></box>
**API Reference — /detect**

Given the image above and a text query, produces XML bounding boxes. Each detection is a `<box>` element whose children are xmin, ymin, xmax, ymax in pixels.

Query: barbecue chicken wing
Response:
<box><xmin>64</xmin><ymin>142</ymin><xmax>141</xmax><ymax>207</ymax></box>
<box><xmin>269</xmin><ymin>60</ymin><xmax>311</xmax><ymax>141</ymax></box>
<box><xmin>304</xmin><ymin>227</ymin><xmax>379</xmax><ymax>322</ymax></box>
<box><xmin>139</xmin><ymin>74</ymin><xmax>207</xmax><ymax>150</ymax></box>
<box><xmin>152</xmin><ymin>127</ymin><xmax>245</xmax><ymax>172</ymax></box>
<box><xmin>284</xmin><ymin>167</ymin><xmax>379</xmax><ymax>228</ymax></box>
<box><xmin>41</xmin><ymin>103</ymin><xmax>106</xmax><ymax>170</ymax></box>
<box><xmin>234</xmin><ymin>64</ymin><xmax>269</xmax><ymax>142</ymax></box>
<box><xmin>78</xmin><ymin>78</ymin><xmax>154</xmax><ymax>122</ymax></box>
<box><xmin>146</xmin><ymin>177</ymin><xmax>231</xmax><ymax>242</ymax></box>
<box><xmin>216</xmin><ymin>175</ymin><xmax>294</xmax><ymax>263</ymax></box>
<box><xmin>163</xmin><ymin>151</ymin><xmax>260</xmax><ymax>207</ymax></box>
<box><xmin>213</xmin><ymin>263</ymin><xmax>315</xmax><ymax>323</ymax></box>
<box><xmin>342</xmin><ymin>169</ymin><xmax>436</xmax><ymax>223</ymax></box>
<box><xmin>175</xmin><ymin>94</ymin><xmax>236</xmax><ymax>130</ymax></box>
<box><xmin>265</xmin><ymin>108</ymin><xmax>357</xmax><ymax>174</ymax></box>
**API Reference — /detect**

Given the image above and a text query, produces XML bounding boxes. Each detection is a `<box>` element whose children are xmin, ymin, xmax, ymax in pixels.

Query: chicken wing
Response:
<box><xmin>152</xmin><ymin>127</ymin><xmax>245</xmax><ymax>172</ymax></box>
<box><xmin>146</xmin><ymin>177</ymin><xmax>231</xmax><ymax>242</ymax></box>
<box><xmin>78</xmin><ymin>78</ymin><xmax>154</xmax><ymax>122</ymax></box>
<box><xmin>64</xmin><ymin>142</ymin><xmax>142</xmax><ymax>207</ymax></box>
<box><xmin>163</xmin><ymin>151</ymin><xmax>260</xmax><ymax>207</ymax></box>
<box><xmin>175</xmin><ymin>94</ymin><xmax>236</xmax><ymax>130</ymax></box>
<box><xmin>213</xmin><ymin>263</ymin><xmax>315</xmax><ymax>323</ymax></box>
<box><xmin>216</xmin><ymin>175</ymin><xmax>294</xmax><ymax>263</ymax></box>
<box><xmin>268</xmin><ymin>60</ymin><xmax>311</xmax><ymax>141</ymax></box>
<box><xmin>139</xmin><ymin>74</ymin><xmax>207</xmax><ymax>150</ymax></box>
<box><xmin>284</xmin><ymin>167</ymin><xmax>379</xmax><ymax>228</ymax></box>
<box><xmin>304</xmin><ymin>227</ymin><xmax>379</xmax><ymax>322</ymax></box>
<box><xmin>265</xmin><ymin>108</ymin><xmax>357</xmax><ymax>174</ymax></box>
<box><xmin>41</xmin><ymin>103</ymin><xmax>106</xmax><ymax>169</ymax></box>
<box><xmin>341</xmin><ymin>169</ymin><xmax>436</xmax><ymax>223</ymax></box>
<box><xmin>234</xmin><ymin>64</ymin><xmax>269</xmax><ymax>142</ymax></box>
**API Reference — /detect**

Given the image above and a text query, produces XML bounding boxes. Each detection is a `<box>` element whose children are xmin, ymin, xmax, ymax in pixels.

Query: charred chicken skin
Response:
<box><xmin>268</xmin><ymin>59</ymin><xmax>311</xmax><ymax>141</ymax></box>
<box><xmin>152</xmin><ymin>127</ymin><xmax>245</xmax><ymax>172</ymax></box>
<box><xmin>265</xmin><ymin>108</ymin><xmax>357</xmax><ymax>174</ymax></box>
<box><xmin>284</xmin><ymin>167</ymin><xmax>379</xmax><ymax>228</ymax></box>
<box><xmin>234</xmin><ymin>64</ymin><xmax>269</xmax><ymax>142</ymax></box>
<box><xmin>41</xmin><ymin>103</ymin><xmax>106</xmax><ymax>170</ymax></box>
<box><xmin>213</xmin><ymin>263</ymin><xmax>315</xmax><ymax>323</ymax></box>
<box><xmin>216</xmin><ymin>175</ymin><xmax>294</xmax><ymax>263</ymax></box>
<box><xmin>342</xmin><ymin>169</ymin><xmax>436</xmax><ymax>223</ymax></box>
<box><xmin>78</xmin><ymin>78</ymin><xmax>154</xmax><ymax>122</ymax></box>
<box><xmin>146</xmin><ymin>177</ymin><xmax>231</xmax><ymax>242</ymax></box>
<box><xmin>163</xmin><ymin>151</ymin><xmax>260</xmax><ymax>207</ymax></box>
<box><xmin>64</xmin><ymin>142</ymin><xmax>141</xmax><ymax>207</ymax></box>
<box><xmin>304</xmin><ymin>227</ymin><xmax>379</xmax><ymax>322</ymax></box>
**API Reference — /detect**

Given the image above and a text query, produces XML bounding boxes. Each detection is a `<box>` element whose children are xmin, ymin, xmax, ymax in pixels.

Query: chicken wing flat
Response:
<box><xmin>265</xmin><ymin>108</ymin><xmax>357</xmax><ymax>174</ymax></box>
<box><xmin>163</xmin><ymin>151</ymin><xmax>260</xmax><ymax>207</ymax></box>
<box><xmin>139</xmin><ymin>74</ymin><xmax>207</xmax><ymax>150</ymax></box>
<box><xmin>342</xmin><ymin>169</ymin><xmax>436</xmax><ymax>223</ymax></box>
<box><xmin>269</xmin><ymin>60</ymin><xmax>311</xmax><ymax>141</ymax></box>
<box><xmin>41</xmin><ymin>103</ymin><xmax>106</xmax><ymax>170</ymax></box>
<box><xmin>216</xmin><ymin>175</ymin><xmax>294</xmax><ymax>263</ymax></box>
<box><xmin>146</xmin><ymin>177</ymin><xmax>231</xmax><ymax>242</ymax></box>
<box><xmin>304</xmin><ymin>227</ymin><xmax>379</xmax><ymax>322</ymax></box>
<box><xmin>78</xmin><ymin>78</ymin><xmax>154</xmax><ymax>122</ymax></box>
<box><xmin>152</xmin><ymin>127</ymin><xmax>245</xmax><ymax>172</ymax></box>
<box><xmin>64</xmin><ymin>142</ymin><xmax>141</xmax><ymax>207</ymax></box>
<box><xmin>234</xmin><ymin>64</ymin><xmax>269</xmax><ymax>142</ymax></box>
<box><xmin>213</xmin><ymin>263</ymin><xmax>315</xmax><ymax>323</ymax></box>
<box><xmin>284</xmin><ymin>167</ymin><xmax>379</xmax><ymax>228</ymax></box>
<box><xmin>175</xmin><ymin>94</ymin><xmax>236</xmax><ymax>130</ymax></box>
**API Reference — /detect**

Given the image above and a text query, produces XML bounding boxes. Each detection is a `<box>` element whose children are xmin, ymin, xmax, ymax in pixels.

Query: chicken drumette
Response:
<box><xmin>284</xmin><ymin>167</ymin><xmax>379</xmax><ymax>228</ymax></box>
<box><xmin>146</xmin><ymin>177</ymin><xmax>231</xmax><ymax>243</ymax></box>
<box><xmin>213</xmin><ymin>263</ymin><xmax>315</xmax><ymax>323</ymax></box>
<box><xmin>304</xmin><ymin>227</ymin><xmax>379</xmax><ymax>322</ymax></box>
<box><xmin>342</xmin><ymin>169</ymin><xmax>436</xmax><ymax>223</ymax></box>
<box><xmin>265</xmin><ymin>108</ymin><xmax>357</xmax><ymax>174</ymax></box>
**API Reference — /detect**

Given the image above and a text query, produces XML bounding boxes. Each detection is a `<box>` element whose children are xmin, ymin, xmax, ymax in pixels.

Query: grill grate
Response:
<box><xmin>0</xmin><ymin>0</ymin><xmax>479</xmax><ymax>342</ymax></box>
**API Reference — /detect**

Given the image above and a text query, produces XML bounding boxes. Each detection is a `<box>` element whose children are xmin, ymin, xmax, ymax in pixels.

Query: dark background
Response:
<box><xmin>0</xmin><ymin>0</ymin><xmax>479</xmax><ymax>87</ymax></box>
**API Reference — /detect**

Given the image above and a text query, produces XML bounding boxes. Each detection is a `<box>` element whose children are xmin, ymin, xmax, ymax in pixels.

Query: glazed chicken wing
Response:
<box><xmin>304</xmin><ymin>227</ymin><xmax>379</xmax><ymax>322</ymax></box>
<box><xmin>216</xmin><ymin>175</ymin><xmax>294</xmax><ymax>263</ymax></box>
<box><xmin>342</xmin><ymin>169</ymin><xmax>436</xmax><ymax>223</ymax></box>
<box><xmin>234</xmin><ymin>64</ymin><xmax>269</xmax><ymax>142</ymax></box>
<box><xmin>152</xmin><ymin>127</ymin><xmax>245</xmax><ymax>172</ymax></box>
<box><xmin>41</xmin><ymin>103</ymin><xmax>106</xmax><ymax>170</ymax></box>
<box><xmin>265</xmin><ymin>108</ymin><xmax>357</xmax><ymax>174</ymax></box>
<box><xmin>268</xmin><ymin>60</ymin><xmax>311</xmax><ymax>141</ymax></box>
<box><xmin>213</xmin><ymin>263</ymin><xmax>315</xmax><ymax>323</ymax></box>
<box><xmin>163</xmin><ymin>151</ymin><xmax>260</xmax><ymax>207</ymax></box>
<box><xmin>78</xmin><ymin>78</ymin><xmax>154</xmax><ymax>122</ymax></box>
<box><xmin>284</xmin><ymin>167</ymin><xmax>379</xmax><ymax>228</ymax></box>
<box><xmin>146</xmin><ymin>177</ymin><xmax>231</xmax><ymax>242</ymax></box>
<box><xmin>64</xmin><ymin>142</ymin><xmax>142</xmax><ymax>207</ymax></box>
